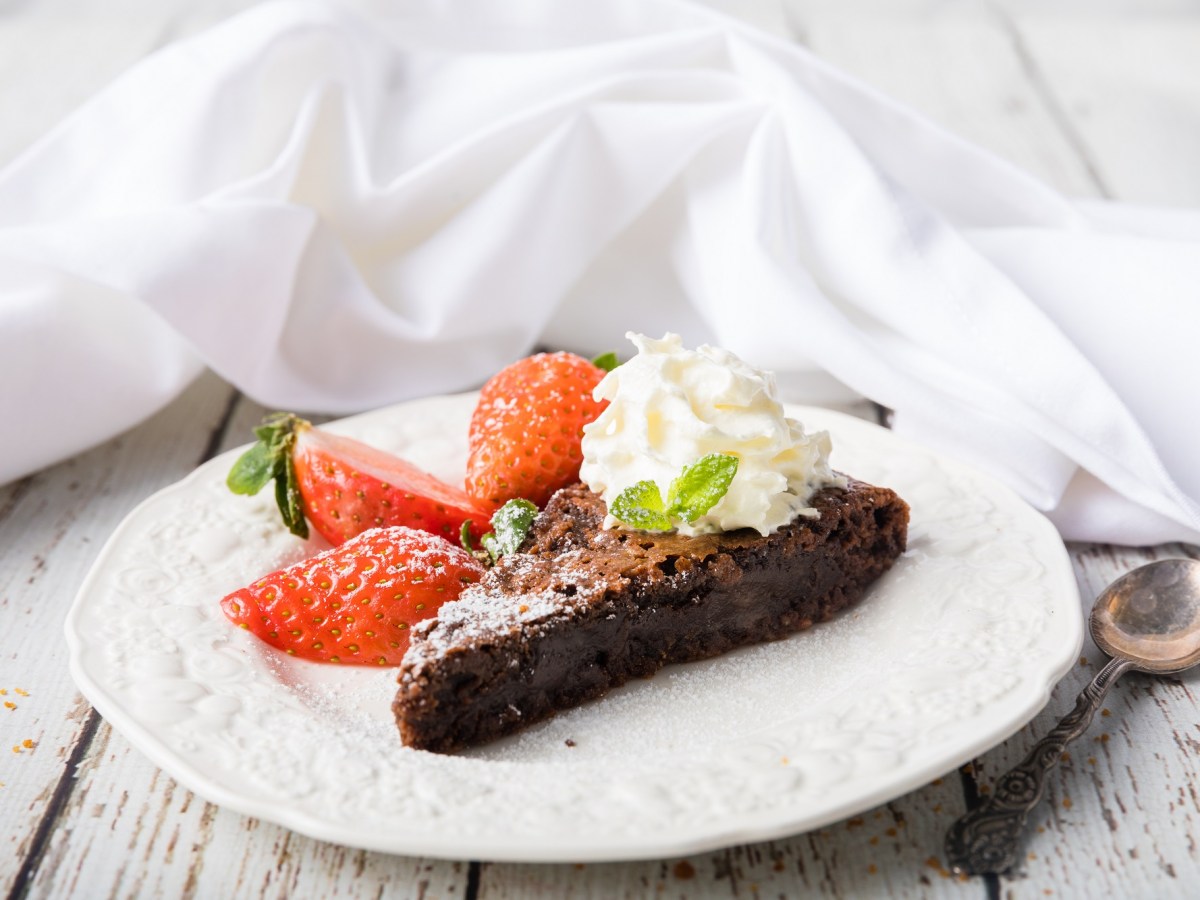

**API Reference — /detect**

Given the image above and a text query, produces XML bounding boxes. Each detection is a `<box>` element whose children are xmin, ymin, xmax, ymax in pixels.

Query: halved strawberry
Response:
<box><xmin>466</xmin><ymin>352</ymin><xmax>610</xmax><ymax>509</ymax></box>
<box><xmin>227</xmin><ymin>413</ymin><xmax>492</xmax><ymax>546</ymax></box>
<box><xmin>221</xmin><ymin>526</ymin><xmax>485</xmax><ymax>665</ymax></box>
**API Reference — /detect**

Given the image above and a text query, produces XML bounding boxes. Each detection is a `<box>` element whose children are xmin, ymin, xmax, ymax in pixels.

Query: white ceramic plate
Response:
<box><xmin>66</xmin><ymin>395</ymin><xmax>1081</xmax><ymax>862</ymax></box>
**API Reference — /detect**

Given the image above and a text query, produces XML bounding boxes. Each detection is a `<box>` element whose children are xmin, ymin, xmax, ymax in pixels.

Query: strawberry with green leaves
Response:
<box><xmin>227</xmin><ymin>413</ymin><xmax>493</xmax><ymax>546</ymax></box>
<box><xmin>466</xmin><ymin>351</ymin><xmax>613</xmax><ymax>510</ymax></box>
<box><xmin>221</xmin><ymin>526</ymin><xmax>485</xmax><ymax>665</ymax></box>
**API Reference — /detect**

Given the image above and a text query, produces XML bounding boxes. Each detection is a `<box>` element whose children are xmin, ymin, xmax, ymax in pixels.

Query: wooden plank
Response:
<box><xmin>798</xmin><ymin>7</ymin><xmax>1200</xmax><ymax>206</ymax></box>
<box><xmin>783</xmin><ymin>9</ymin><xmax>1101</xmax><ymax>196</ymax></box>
<box><xmin>761</xmin><ymin>5</ymin><xmax>1200</xmax><ymax>897</ymax></box>
<box><xmin>14</xmin><ymin>392</ymin><xmax>466</xmax><ymax>899</ymax></box>
<box><xmin>22</xmin><ymin>719</ymin><xmax>469</xmax><ymax>899</ymax></box>
<box><xmin>967</xmin><ymin>544</ymin><xmax>1200</xmax><ymax>898</ymax></box>
<box><xmin>0</xmin><ymin>0</ymin><xmax>271</xmax><ymax>170</ymax></box>
<box><xmin>0</xmin><ymin>15</ymin><xmax>165</xmax><ymax>168</ymax></box>
<box><xmin>476</xmin><ymin>785</ymin><xmax>982</xmax><ymax>899</ymax></box>
<box><xmin>26</xmin><ymin>386</ymin><xmax>881</xmax><ymax>898</ymax></box>
<box><xmin>1008</xmin><ymin>15</ymin><xmax>1200</xmax><ymax>205</ymax></box>
<box><xmin>1</xmin><ymin>1</ymin><xmax>1196</xmax><ymax>896</ymax></box>
<box><xmin>850</xmin><ymin>5</ymin><xmax>1200</xmax><ymax>895</ymax></box>
<box><xmin>0</xmin><ymin>370</ymin><xmax>238</xmax><ymax>896</ymax></box>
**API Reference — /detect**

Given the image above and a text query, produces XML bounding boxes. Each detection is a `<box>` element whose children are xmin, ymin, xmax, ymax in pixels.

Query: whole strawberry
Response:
<box><xmin>466</xmin><ymin>352</ymin><xmax>610</xmax><ymax>509</ymax></box>
<box><xmin>227</xmin><ymin>414</ymin><xmax>492</xmax><ymax>546</ymax></box>
<box><xmin>221</xmin><ymin>527</ymin><xmax>485</xmax><ymax>665</ymax></box>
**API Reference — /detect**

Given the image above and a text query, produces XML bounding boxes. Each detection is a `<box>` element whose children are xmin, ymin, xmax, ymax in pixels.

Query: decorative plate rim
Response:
<box><xmin>66</xmin><ymin>397</ymin><xmax>1082</xmax><ymax>862</ymax></box>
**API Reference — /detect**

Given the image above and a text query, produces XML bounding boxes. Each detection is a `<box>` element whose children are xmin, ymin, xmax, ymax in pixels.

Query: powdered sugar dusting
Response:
<box><xmin>67</xmin><ymin>393</ymin><xmax>1080</xmax><ymax>859</ymax></box>
<box><xmin>403</xmin><ymin>550</ymin><xmax>609</xmax><ymax>667</ymax></box>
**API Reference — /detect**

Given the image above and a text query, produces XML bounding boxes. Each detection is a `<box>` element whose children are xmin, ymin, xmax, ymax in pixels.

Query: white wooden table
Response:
<box><xmin>4</xmin><ymin>2</ymin><xmax>1199</xmax><ymax>897</ymax></box>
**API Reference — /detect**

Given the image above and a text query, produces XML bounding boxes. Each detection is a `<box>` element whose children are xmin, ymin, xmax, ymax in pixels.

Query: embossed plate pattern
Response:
<box><xmin>66</xmin><ymin>396</ymin><xmax>1081</xmax><ymax>861</ymax></box>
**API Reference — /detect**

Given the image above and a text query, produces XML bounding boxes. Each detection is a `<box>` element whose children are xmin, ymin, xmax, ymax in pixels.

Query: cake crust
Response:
<box><xmin>394</xmin><ymin>479</ymin><xmax>909</xmax><ymax>753</ymax></box>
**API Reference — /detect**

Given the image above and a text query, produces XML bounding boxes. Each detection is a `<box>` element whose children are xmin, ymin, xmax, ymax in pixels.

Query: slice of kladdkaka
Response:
<box><xmin>393</xmin><ymin>479</ymin><xmax>908</xmax><ymax>753</ymax></box>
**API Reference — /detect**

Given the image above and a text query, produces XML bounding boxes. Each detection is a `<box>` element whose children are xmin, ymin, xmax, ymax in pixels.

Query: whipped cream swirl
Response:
<box><xmin>580</xmin><ymin>333</ymin><xmax>843</xmax><ymax>536</ymax></box>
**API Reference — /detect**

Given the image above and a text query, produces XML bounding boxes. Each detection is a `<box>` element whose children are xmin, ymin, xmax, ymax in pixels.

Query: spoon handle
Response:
<box><xmin>944</xmin><ymin>656</ymin><xmax>1133</xmax><ymax>876</ymax></box>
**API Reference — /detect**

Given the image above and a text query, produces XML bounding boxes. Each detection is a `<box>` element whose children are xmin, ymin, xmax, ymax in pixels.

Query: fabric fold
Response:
<box><xmin>0</xmin><ymin>0</ymin><xmax>1197</xmax><ymax>547</ymax></box>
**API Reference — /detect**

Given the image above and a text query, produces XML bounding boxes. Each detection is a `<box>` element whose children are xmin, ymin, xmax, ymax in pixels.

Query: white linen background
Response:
<box><xmin>0</xmin><ymin>0</ymin><xmax>1197</xmax><ymax>546</ymax></box>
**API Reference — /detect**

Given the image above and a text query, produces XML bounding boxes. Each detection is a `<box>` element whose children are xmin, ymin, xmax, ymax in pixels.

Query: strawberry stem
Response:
<box><xmin>460</xmin><ymin>520</ymin><xmax>476</xmax><ymax>553</ymax></box>
<box><xmin>226</xmin><ymin>412</ymin><xmax>310</xmax><ymax>539</ymax></box>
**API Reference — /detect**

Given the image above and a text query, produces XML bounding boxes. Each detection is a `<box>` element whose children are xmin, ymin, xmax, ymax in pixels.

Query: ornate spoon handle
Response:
<box><xmin>944</xmin><ymin>656</ymin><xmax>1133</xmax><ymax>876</ymax></box>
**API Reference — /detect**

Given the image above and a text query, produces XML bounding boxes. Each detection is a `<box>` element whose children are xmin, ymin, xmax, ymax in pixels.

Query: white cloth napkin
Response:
<box><xmin>2</xmin><ymin>0</ymin><xmax>1197</xmax><ymax>546</ymax></box>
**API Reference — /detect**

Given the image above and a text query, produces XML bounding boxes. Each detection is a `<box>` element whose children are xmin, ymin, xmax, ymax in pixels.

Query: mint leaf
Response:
<box><xmin>610</xmin><ymin>480</ymin><xmax>672</xmax><ymax>531</ymax></box>
<box><xmin>489</xmin><ymin>499</ymin><xmax>539</xmax><ymax>559</ymax></box>
<box><xmin>609</xmin><ymin>455</ymin><xmax>739</xmax><ymax>533</ymax></box>
<box><xmin>474</xmin><ymin>499</ymin><xmax>539</xmax><ymax>564</ymax></box>
<box><xmin>591</xmin><ymin>351</ymin><xmax>620</xmax><ymax>372</ymax></box>
<box><xmin>666</xmin><ymin>453</ymin><xmax>739</xmax><ymax>523</ymax></box>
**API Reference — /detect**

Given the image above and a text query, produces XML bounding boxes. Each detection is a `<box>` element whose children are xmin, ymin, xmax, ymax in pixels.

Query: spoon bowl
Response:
<box><xmin>1091</xmin><ymin>558</ymin><xmax>1200</xmax><ymax>674</ymax></box>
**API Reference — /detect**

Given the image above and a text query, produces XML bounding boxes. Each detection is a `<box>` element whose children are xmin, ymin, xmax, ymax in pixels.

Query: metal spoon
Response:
<box><xmin>944</xmin><ymin>558</ymin><xmax>1200</xmax><ymax>876</ymax></box>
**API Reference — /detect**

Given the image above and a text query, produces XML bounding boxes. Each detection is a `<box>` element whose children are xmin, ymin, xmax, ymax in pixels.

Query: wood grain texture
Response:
<box><xmin>785</xmin><ymin>11</ymin><xmax>1101</xmax><ymax>196</ymax></box>
<box><xmin>21</xmin><ymin>720</ymin><xmax>469</xmax><ymax>899</ymax></box>
<box><xmin>1</xmin><ymin>1</ymin><xmax>1198</xmax><ymax>898</ymax></box>
<box><xmin>970</xmin><ymin>543</ymin><xmax>1200</xmax><ymax>899</ymax></box>
<box><xmin>0</xmin><ymin>14</ymin><xmax>165</xmax><ymax>168</ymax></box>
<box><xmin>1011</xmin><ymin>15</ymin><xmax>1200</xmax><ymax>206</ymax></box>
<box><xmin>790</xmin><ymin>6</ymin><xmax>1200</xmax><ymax>895</ymax></box>
<box><xmin>475</xmin><ymin>789</ymin><xmax>981</xmax><ymax>899</ymax></box>
<box><xmin>0</xmin><ymin>371</ymin><xmax>236</xmax><ymax>897</ymax></box>
<box><xmin>3</xmin><ymin>391</ymin><xmax>446</xmax><ymax>900</ymax></box>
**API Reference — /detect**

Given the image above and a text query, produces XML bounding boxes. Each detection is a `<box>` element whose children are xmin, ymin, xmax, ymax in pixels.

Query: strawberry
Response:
<box><xmin>227</xmin><ymin>414</ymin><xmax>492</xmax><ymax>546</ymax></box>
<box><xmin>221</xmin><ymin>526</ymin><xmax>485</xmax><ymax>665</ymax></box>
<box><xmin>466</xmin><ymin>352</ymin><xmax>610</xmax><ymax>509</ymax></box>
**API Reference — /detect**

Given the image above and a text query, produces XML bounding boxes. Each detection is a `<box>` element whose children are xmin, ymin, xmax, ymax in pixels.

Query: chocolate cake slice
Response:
<box><xmin>393</xmin><ymin>479</ymin><xmax>908</xmax><ymax>753</ymax></box>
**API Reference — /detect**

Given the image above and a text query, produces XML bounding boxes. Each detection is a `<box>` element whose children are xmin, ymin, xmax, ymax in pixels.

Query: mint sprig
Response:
<box><xmin>609</xmin><ymin>454</ymin><xmax>739</xmax><ymax>532</ymax></box>
<box><xmin>666</xmin><ymin>453</ymin><xmax>740</xmax><ymax>522</ymax></box>
<box><xmin>610</xmin><ymin>481</ymin><xmax>672</xmax><ymax>531</ymax></box>
<box><xmin>462</xmin><ymin>498</ymin><xmax>539</xmax><ymax>564</ymax></box>
<box><xmin>227</xmin><ymin>412</ymin><xmax>309</xmax><ymax>539</ymax></box>
<box><xmin>591</xmin><ymin>351</ymin><xmax>620</xmax><ymax>372</ymax></box>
